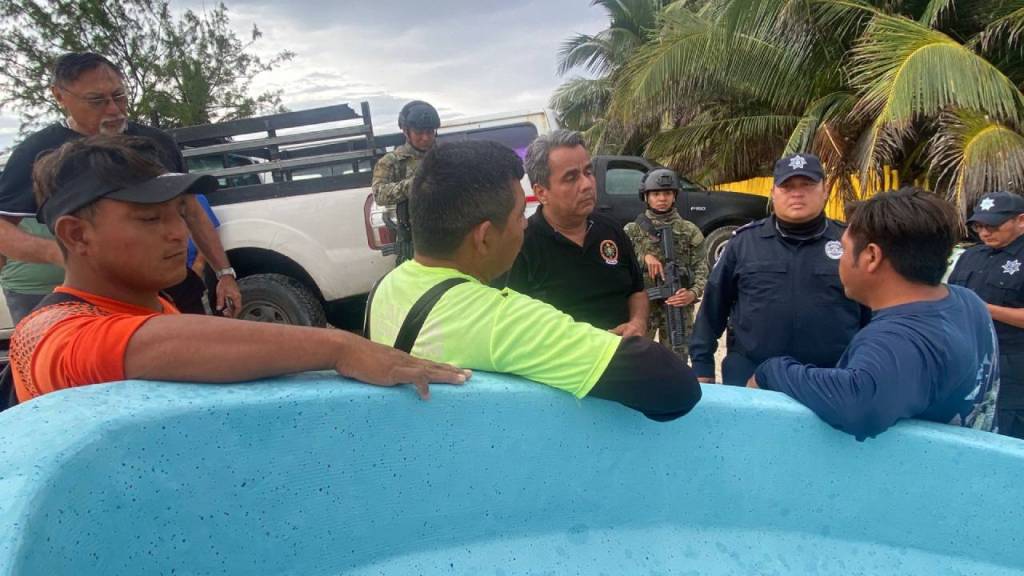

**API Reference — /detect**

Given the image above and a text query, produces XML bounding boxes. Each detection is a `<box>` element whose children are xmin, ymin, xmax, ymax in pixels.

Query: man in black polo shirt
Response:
<box><xmin>506</xmin><ymin>130</ymin><xmax>648</xmax><ymax>337</ymax></box>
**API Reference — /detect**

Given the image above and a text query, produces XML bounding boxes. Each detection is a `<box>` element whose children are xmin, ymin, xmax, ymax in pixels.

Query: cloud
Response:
<box><xmin>222</xmin><ymin>0</ymin><xmax>607</xmax><ymax>119</ymax></box>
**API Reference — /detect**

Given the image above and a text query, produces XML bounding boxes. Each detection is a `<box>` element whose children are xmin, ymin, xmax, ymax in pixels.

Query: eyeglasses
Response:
<box><xmin>971</xmin><ymin>220</ymin><xmax>1011</xmax><ymax>233</ymax></box>
<box><xmin>59</xmin><ymin>87</ymin><xmax>129</xmax><ymax>110</ymax></box>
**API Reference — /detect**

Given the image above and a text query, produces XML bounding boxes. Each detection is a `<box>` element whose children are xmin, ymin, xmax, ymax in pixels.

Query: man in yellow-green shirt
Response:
<box><xmin>368</xmin><ymin>140</ymin><xmax>701</xmax><ymax>420</ymax></box>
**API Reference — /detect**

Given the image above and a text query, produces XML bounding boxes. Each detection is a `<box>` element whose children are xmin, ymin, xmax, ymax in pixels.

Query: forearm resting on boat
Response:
<box><xmin>124</xmin><ymin>315</ymin><xmax>470</xmax><ymax>395</ymax></box>
<box><xmin>588</xmin><ymin>336</ymin><xmax>702</xmax><ymax>421</ymax></box>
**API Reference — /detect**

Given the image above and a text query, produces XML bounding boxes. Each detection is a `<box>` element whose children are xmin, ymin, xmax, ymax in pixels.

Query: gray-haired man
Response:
<box><xmin>504</xmin><ymin>130</ymin><xmax>648</xmax><ymax>337</ymax></box>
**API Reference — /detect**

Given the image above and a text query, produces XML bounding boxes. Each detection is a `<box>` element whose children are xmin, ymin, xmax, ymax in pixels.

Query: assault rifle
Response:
<box><xmin>646</xmin><ymin>224</ymin><xmax>692</xmax><ymax>350</ymax></box>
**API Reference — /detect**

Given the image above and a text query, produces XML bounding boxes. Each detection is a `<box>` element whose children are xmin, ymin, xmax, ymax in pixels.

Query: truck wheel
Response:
<box><xmin>237</xmin><ymin>273</ymin><xmax>326</xmax><ymax>327</ymax></box>
<box><xmin>704</xmin><ymin>225</ymin><xmax>740</xmax><ymax>269</ymax></box>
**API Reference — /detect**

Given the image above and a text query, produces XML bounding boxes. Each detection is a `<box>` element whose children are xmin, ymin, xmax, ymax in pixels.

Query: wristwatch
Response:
<box><xmin>215</xmin><ymin>266</ymin><xmax>237</xmax><ymax>280</ymax></box>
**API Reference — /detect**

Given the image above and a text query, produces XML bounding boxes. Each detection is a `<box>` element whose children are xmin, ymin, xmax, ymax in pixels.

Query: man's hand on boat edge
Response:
<box><xmin>334</xmin><ymin>333</ymin><xmax>472</xmax><ymax>400</ymax></box>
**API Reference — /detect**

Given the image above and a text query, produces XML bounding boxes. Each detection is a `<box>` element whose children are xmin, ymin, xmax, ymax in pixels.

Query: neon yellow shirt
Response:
<box><xmin>370</xmin><ymin>260</ymin><xmax>621</xmax><ymax>398</ymax></box>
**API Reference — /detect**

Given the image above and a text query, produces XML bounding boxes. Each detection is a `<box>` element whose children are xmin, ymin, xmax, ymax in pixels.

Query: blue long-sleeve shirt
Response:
<box><xmin>755</xmin><ymin>285</ymin><xmax>1001</xmax><ymax>440</ymax></box>
<box><xmin>689</xmin><ymin>217</ymin><xmax>869</xmax><ymax>380</ymax></box>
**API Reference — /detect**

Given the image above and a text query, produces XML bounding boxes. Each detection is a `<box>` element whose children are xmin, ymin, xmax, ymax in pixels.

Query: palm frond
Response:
<box><xmin>850</xmin><ymin>114</ymin><xmax>918</xmax><ymax>193</ymax></box>
<box><xmin>550</xmin><ymin>76</ymin><xmax>614</xmax><ymax>131</ymax></box>
<box><xmin>557</xmin><ymin>0</ymin><xmax>668</xmax><ymax>76</ymax></box>
<box><xmin>645</xmin><ymin>113</ymin><xmax>801</xmax><ymax>183</ymax></box>
<box><xmin>610</xmin><ymin>6</ymin><xmax>821</xmax><ymax>125</ymax></box>
<box><xmin>918</xmin><ymin>0</ymin><xmax>956</xmax><ymax>26</ymax></box>
<box><xmin>597</xmin><ymin>0</ymin><xmax>666</xmax><ymax>35</ymax></box>
<box><xmin>784</xmin><ymin>91</ymin><xmax>859</xmax><ymax>153</ymax></box>
<box><xmin>850</xmin><ymin>13</ymin><xmax>1024</xmax><ymax>125</ymax></box>
<box><xmin>929</xmin><ymin>110</ymin><xmax>1024</xmax><ymax>209</ymax></box>
<box><xmin>557</xmin><ymin>33</ymin><xmax>616</xmax><ymax>76</ymax></box>
<box><xmin>978</xmin><ymin>3</ymin><xmax>1024</xmax><ymax>50</ymax></box>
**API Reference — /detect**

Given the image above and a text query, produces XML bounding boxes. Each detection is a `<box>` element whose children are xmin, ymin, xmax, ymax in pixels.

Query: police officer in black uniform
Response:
<box><xmin>948</xmin><ymin>191</ymin><xmax>1024</xmax><ymax>439</ymax></box>
<box><xmin>690</xmin><ymin>153</ymin><xmax>870</xmax><ymax>385</ymax></box>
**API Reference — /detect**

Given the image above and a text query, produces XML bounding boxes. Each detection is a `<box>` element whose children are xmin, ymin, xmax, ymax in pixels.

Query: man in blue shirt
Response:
<box><xmin>750</xmin><ymin>188</ymin><xmax>1000</xmax><ymax>440</ymax></box>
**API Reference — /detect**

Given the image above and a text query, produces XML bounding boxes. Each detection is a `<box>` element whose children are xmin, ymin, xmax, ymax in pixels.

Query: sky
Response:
<box><xmin>0</xmin><ymin>0</ymin><xmax>608</xmax><ymax>151</ymax></box>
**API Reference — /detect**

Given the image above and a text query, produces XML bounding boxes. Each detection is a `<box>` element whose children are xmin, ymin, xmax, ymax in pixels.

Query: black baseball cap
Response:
<box><xmin>38</xmin><ymin>171</ymin><xmax>217</xmax><ymax>232</ymax></box>
<box><xmin>967</xmin><ymin>191</ymin><xmax>1024</xmax><ymax>226</ymax></box>
<box><xmin>774</xmin><ymin>153</ymin><xmax>825</xmax><ymax>186</ymax></box>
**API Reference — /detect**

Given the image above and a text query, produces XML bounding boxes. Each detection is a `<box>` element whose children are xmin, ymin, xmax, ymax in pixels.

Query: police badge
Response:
<box><xmin>825</xmin><ymin>240</ymin><xmax>844</xmax><ymax>260</ymax></box>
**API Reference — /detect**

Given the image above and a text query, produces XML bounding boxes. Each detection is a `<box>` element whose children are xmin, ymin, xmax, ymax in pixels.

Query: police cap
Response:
<box><xmin>967</xmin><ymin>191</ymin><xmax>1024</xmax><ymax>226</ymax></box>
<box><xmin>774</xmin><ymin>153</ymin><xmax>824</xmax><ymax>186</ymax></box>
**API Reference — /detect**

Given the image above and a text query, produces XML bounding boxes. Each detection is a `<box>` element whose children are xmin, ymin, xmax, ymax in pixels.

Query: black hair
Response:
<box><xmin>33</xmin><ymin>135</ymin><xmax>166</xmax><ymax>212</ymax></box>
<box><xmin>33</xmin><ymin>135</ymin><xmax>167</xmax><ymax>253</ymax></box>
<box><xmin>845</xmin><ymin>187</ymin><xmax>962</xmax><ymax>286</ymax></box>
<box><xmin>410</xmin><ymin>140</ymin><xmax>525</xmax><ymax>258</ymax></box>
<box><xmin>51</xmin><ymin>52</ymin><xmax>124</xmax><ymax>86</ymax></box>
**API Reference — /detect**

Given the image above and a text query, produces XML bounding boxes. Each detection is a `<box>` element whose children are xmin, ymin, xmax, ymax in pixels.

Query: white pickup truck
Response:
<box><xmin>171</xmin><ymin>103</ymin><xmax>556</xmax><ymax>329</ymax></box>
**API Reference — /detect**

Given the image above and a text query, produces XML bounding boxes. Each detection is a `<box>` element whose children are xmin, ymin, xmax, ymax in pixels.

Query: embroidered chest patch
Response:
<box><xmin>825</xmin><ymin>240</ymin><xmax>844</xmax><ymax>260</ymax></box>
<box><xmin>600</xmin><ymin>240</ymin><xmax>619</xmax><ymax>265</ymax></box>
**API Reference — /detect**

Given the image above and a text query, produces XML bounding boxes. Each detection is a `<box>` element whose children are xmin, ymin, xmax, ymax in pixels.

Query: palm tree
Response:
<box><xmin>563</xmin><ymin>0</ymin><xmax>1024</xmax><ymax>209</ymax></box>
<box><xmin>551</xmin><ymin>0</ymin><xmax>673</xmax><ymax>153</ymax></box>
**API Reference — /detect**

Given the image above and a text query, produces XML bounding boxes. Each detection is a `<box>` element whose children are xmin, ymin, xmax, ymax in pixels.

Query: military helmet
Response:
<box><xmin>398</xmin><ymin>100</ymin><xmax>440</xmax><ymax>131</ymax></box>
<box><xmin>638</xmin><ymin>168</ymin><xmax>681</xmax><ymax>202</ymax></box>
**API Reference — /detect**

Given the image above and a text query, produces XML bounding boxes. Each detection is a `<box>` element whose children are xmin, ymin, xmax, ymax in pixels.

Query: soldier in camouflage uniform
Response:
<box><xmin>371</xmin><ymin>100</ymin><xmax>440</xmax><ymax>263</ymax></box>
<box><xmin>625</xmin><ymin>168</ymin><xmax>708</xmax><ymax>361</ymax></box>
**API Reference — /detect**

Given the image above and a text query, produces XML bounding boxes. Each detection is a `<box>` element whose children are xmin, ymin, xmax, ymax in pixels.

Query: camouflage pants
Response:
<box><xmin>649</xmin><ymin>303</ymin><xmax>695</xmax><ymax>362</ymax></box>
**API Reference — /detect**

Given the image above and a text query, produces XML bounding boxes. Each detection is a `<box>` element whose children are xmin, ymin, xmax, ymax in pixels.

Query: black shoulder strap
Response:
<box><xmin>634</xmin><ymin>213</ymin><xmax>657</xmax><ymax>237</ymax></box>
<box><xmin>0</xmin><ymin>290</ymin><xmax>90</xmax><ymax>412</ymax></box>
<box><xmin>363</xmin><ymin>274</ymin><xmax>387</xmax><ymax>339</ymax></box>
<box><xmin>393</xmin><ymin>278</ymin><xmax>468</xmax><ymax>353</ymax></box>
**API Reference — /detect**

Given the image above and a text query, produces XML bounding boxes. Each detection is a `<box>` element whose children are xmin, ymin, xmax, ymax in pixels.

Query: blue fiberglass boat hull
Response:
<box><xmin>0</xmin><ymin>372</ymin><xmax>1022</xmax><ymax>575</ymax></box>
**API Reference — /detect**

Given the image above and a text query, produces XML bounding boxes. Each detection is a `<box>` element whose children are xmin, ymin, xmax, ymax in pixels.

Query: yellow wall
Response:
<box><xmin>714</xmin><ymin>167</ymin><xmax>904</xmax><ymax>221</ymax></box>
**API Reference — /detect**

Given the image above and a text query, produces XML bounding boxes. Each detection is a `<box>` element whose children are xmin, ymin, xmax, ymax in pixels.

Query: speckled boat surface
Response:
<box><xmin>1</xmin><ymin>372</ymin><xmax>1021</xmax><ymax>575</ymax></box>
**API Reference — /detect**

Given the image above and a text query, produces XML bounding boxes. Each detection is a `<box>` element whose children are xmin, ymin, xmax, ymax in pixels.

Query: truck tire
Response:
<box><xmin>237</xmin><ymin>273</ymin><xmax>326</xmax><ymax>327</ymax></box>
<box><xmin>703</xmin><ymin>225</ymin><xmax>740</xmax><ymax>269</ymax></box>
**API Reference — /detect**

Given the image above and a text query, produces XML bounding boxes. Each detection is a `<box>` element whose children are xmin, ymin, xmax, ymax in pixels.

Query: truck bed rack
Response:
<box><xmin>168</xmin><ymin>102</ymin><xmax>385</xmax><ymax>204</ymax></box>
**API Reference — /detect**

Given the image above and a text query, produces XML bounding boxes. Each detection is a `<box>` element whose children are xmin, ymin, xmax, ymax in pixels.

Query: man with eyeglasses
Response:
<box><xmin>0</xmin><ymin>52</ymin><xmax>241</xmax><ymax>322</ymax></box>
<box><xmin>949</xmin><ymin>191</ymin><xmax>1024</xmax><ymax>439</ymax></box>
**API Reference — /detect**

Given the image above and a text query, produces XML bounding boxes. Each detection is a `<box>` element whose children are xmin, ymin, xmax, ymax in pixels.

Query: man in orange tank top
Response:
<box><xmin>10</xmin><ymin>136</ymin><xmax>469</xmax><ymax>403</ymax></box>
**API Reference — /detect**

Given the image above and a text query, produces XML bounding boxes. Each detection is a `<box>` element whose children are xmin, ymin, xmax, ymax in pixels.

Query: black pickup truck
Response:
<box><xmin>591</xmin><ymin>155</ymin><xmax>770</xmax><ymax>267</ymax></box>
